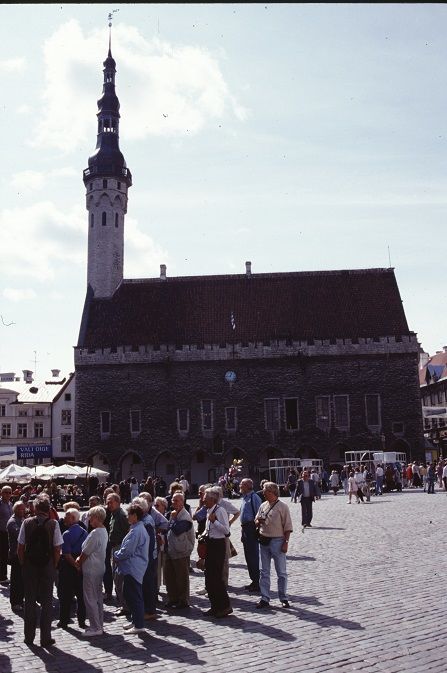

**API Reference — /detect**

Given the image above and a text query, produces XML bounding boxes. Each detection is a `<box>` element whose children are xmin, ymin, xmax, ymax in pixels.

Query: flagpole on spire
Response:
<box><xmin>108</xmin><ymin>9</ymin><xmax>119</xmax><ymax>55</ymax></box>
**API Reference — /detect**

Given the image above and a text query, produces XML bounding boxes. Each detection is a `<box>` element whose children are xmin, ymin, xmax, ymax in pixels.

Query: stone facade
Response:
<box><xmin>75</xmin><ymin>346</ymin><xmax>423</xmax><ymax>488</ymax></box>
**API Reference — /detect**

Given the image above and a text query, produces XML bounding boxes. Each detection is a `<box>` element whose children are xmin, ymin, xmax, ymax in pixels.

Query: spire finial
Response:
<box><xmin>107</xmin><ymin>9</ymin><xmax>119</xmax><ymax>55</ymax></box>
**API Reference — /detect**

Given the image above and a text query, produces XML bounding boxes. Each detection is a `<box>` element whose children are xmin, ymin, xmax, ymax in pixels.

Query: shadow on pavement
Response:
<box><xmin>292</xmin><ymin>606</ymin><xmax>364</xmax><ymax>631</ymax></box>
<box><xmin>286</xmin><ymin>555</ymin><xmax>316</xmax><ymax>561</ymax></box>
<box><xmin>0</xmin><ymin>614</ymin><xmax>13</xmax><ymax>673</ymax></box>
<box><xmin>26</xmin><ymin>646</ymin><xmax>107</xmax><ymax>673</ymax></box>
<box><xmin>69</xmin><ymin>625</ymin><xmax>206</xmax><ymax>666</ymax></box>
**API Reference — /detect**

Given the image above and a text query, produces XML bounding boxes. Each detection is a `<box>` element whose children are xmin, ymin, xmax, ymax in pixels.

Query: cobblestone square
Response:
<box><xmin>0</xmin><ymin>489</ymin><xmax>446</xmax><ymax>673</ymax></box>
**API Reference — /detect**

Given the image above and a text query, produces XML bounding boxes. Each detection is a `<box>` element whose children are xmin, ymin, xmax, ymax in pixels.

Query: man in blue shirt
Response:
<box><xmin>58</xmin><ymin>508</ymin><xmax>88</xmax><ymax>628</ymax></box>
<box><xmin>239</xmin><ymin>479</ymin><xmax>262</xmax><ymax>592</ymax></box>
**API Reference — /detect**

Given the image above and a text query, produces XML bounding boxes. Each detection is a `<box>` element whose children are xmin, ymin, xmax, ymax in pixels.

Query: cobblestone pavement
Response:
<box><xmin>1</xmin><ymin>488</ymin><xmax>446</xmax><ymax>673</ymax></box>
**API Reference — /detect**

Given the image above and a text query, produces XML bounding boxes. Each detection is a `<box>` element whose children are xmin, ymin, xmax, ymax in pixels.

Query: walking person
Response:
<box><xmin>114</xmin><ymin>504</ymin><xmax>149</xmax><ymax>634</ymax></box>
<box><xmin>340</xmin><ymin>466</ymin><xmax>349</xmax><ymax>495</ymax></box>
<box><xmin>255</xmin><ymin>482</ymin><xmax>293</xmax><ymax>609</ymax></box>
<box><xmin>296</xmin><ymin>471</ymin><xmax>317</xmax><ymax>528</ymax></box>
<box><xmin>329</xmin><ymin>470</ymin><xmax>340</xmax><ymax>495</ymax></box>
<box><xmin>76</xmin><ymin>505</ymin><xmax>108</xmax><ymax>637</ymax></box>
<box><xmin>286</xmin><ymin>469</ymin><xmax>298</xmax><ymax>503</ymax></box>
<box><xmin>354</xmin><ymin>468</ymin><xmax>365</xmax><ymax>502</ymax></box>
<box><xmin>7</xmin><ymin>500</ymin><xmax>26</xmax><ymax>610</ymax></box>
<box><xmin>427</xmin><ymin>463</ymin><xmax>436</xmax><ymax>494</ymax></box>
<box><xmin>239</xmin><ymin>478</ymin><xmax>262</xmax><ymax>592</ymax></box>
<box><xmin>347</xmin><ymin>471</ymin><xmax>359</xmax><ymax>504</ymax></box>
<box><xmin>17</xmin><ymin>495</ymin><xmax>63</xmax><ymax>647</ymax></box>
<box><xmin>375</xmin><ymin>464</ymin><xmax>384</xmax><ymax>495</ymax></box>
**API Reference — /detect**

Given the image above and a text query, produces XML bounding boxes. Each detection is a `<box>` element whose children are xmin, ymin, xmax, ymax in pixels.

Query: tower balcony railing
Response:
<box><xmin>83</xmin><ymin>166</ymin><xmax>132</xmax><ymax>185</ymax></box>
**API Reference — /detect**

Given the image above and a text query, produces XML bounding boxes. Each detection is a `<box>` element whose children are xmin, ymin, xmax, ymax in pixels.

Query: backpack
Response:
<box><xmin>26</xmin><ymin>517</ymin><xmax>52</xmax><ymax>567</ymax></box>
<box><xmin>365</xmin><ymin>472</ymin><xmax>373</xmax><ymax>483</ymax></box>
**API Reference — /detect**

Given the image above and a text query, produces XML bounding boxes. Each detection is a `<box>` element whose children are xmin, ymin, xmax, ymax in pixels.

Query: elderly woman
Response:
<box><xmin>132</xmin><ymin>497</ymin><xmax>158</xmax><ymax>621</ymax></box>
<box><xmin>76</xmin><ymin>505</ymin><xmax>108</xmax><ymax>637</ymax></box>
<box><xmin>114</xmin><ymin>504</ymin><xmax>149</xmax><ymax>634</ymax></box>
<box><xmin>153</xmin><ymin>497</ymin><xmax>169</xmax><ymax>594</ymax></box>
<box><xmin>58</xmin><ymin>508</ymin><xmax>88</xmax><ymax>629</ymax></box>
<box><xmin>7</xmin><ymin>500</ymin><xmax>26</xmax><ymax>610</ymax></box>
<box><xmin>202</xmin><ymin>487</ymin><xmax>232</xmax><ymax>618</ymax></box>
<box><xmin>164</xmin><ymin>492</ymin><xmax>195</xmax><ymax>609</ymax></box>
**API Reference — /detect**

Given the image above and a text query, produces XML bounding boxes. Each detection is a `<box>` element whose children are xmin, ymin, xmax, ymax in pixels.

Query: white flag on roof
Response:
<box><xmin>230</xmin><ymin>312</ymin><xmax>236</xmax><ymax>330</ymax></box>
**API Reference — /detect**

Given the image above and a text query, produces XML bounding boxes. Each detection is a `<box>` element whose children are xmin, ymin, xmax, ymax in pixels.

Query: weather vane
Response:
<box><xmin>108</xmin><ymin>9</ymin><xmax>119</xmax><ymax>27</ymax></box>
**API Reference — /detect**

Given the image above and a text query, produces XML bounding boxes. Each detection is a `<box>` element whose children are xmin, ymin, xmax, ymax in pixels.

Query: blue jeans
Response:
<box><xmin>259</xmin><ymin>537</ymin><xmax>287</xmax><ymax>603</ymax></box>
<box><xmin>375</xmin><ymin>476</ymin><xmax>383</xmax><ymax>495</ymax></box>
<box><xmin>123</xmin><ymin>574</ymin><xmax>144</xmax><ymax>629</ymax></box>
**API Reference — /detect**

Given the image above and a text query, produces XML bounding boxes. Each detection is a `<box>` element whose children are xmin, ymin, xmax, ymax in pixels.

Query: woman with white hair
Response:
<box><xmin>76</xmin><ymin>505</ymin><xmax>108</xmax><ymax>637</ymax></box>
<box><xmin>165</xmin><ymin>492</ymin><xmax>195</xmax><ymax>609</ymax></box>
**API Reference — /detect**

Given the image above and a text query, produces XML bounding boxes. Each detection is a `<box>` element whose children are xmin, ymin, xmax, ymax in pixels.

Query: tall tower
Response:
<box><xmin>83</xmin><ymin>34</ymin><xmax>132</xmax><ymax>298</ymax></box>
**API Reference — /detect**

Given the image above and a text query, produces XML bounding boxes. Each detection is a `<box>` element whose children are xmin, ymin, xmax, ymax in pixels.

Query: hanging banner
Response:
<box><xmin>0</xmin><ymin>447</ymin><xmax>17</xmax><ymax>462</ymax></box>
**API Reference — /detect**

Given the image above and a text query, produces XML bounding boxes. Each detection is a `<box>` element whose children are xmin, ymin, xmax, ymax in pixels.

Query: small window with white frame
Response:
<box><xmin>365</xmin><ymin>394</ymin><xmax>381</xmax><ymax>429</ymax></box>
<box><xmin>130</xmin><ymin>409</ymin><xmax>141</xmax><ymax>435</ymax></box>
<box><xmin>100</xmin><ymin>411</ymin><xmax>111</xmax><ymax>437</ymax></box>
<box><xmin>316</xmin><ymin>396</ymin><xmax>331</xmax><ymax>433</ymax></box>
<box><xmin>61</xmin><ymin>409</ymin><xmax>72</xmax><ymax>425</ymax></box>
<box><xmin>61</xmin><ymin>434</ymin><xmax>72</xmax><ymax>452</ymax></box>
<box><xmin>0</xmin><ymin>405</ymin><xmax>6</xmax><ymax>417</ymax></box>
<box><xmin>201</xmin><ymin>400</ymin><xmax>214</xmax><ymax>432</ymax></box>
<box><xmin>34</xmin><ymin>422</ymin><xmax>44</xmax><ymax>438</ymax></box>
<box><xmin>177</xmin><ymin>409</ymin><xmax>190</xmax><ymax>434</ymax></box>
<box><xmin>17</xmin><ymin>423</ymin><xmax>28</xmax><ymax>438</ymax></box>
<box><xmin>1</xmin><ymin>423</ymin><xmax>11</xmax><ymax>438</ymax></box>
<box><xmin>18</xmin><ymin>409</ymin><xmax>28</xmax><ymax>417</ymax></box>
<box><xmin>333</xmin><ymin>395</ymin><xmax>350</xmax><ymax>430</ymax></box>
<box><xmin>284</xmin><ymin>398</ymin><xmax>299</xmax><ymax>431</ymax></box>
<box><xmin>225</xmin><ymin>407</ymin><xmax>237</xmax><ymax>432</ymax></box>
<box><xmin>264</xmin><ymin>398</ymin><xmax>280</xmax><ymax>432</ymax></box>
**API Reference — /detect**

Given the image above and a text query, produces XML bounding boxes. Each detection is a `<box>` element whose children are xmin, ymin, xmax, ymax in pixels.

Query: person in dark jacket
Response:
<box><xmin>295</xmin><ymin>471</ymin><xmax>317</xmax><ymax>529</ymax></box>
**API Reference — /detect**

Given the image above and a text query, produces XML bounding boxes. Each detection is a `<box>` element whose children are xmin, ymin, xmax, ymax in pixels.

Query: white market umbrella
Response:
<box><xmin>76</xmin><ymin>466</ymin><xmax>110</xmax><ymax>480</ymax></box>
<box><xmin>33</xmin><ymin>464</ymin><xmax>55</xmax><ymax>480</ymax></box>
<box><xmin>0</xmin><ymin>463</ymin><xmax>34</xmax><ymax>483</ymax></box>
<box><xmin>50</xmin><ymin>464</ymin><xmax>82</xmax><ymax>479</ymax></box>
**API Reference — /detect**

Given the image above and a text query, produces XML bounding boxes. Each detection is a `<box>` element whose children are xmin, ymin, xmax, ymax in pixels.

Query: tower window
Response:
<box><xmin>102</xmin><ymin>212</ymin><xmax>107</xmax><ymax>226</ymax></box>
<box><xmin>115</xmin><ymin>213</ymin><xmax>118</xmax><ymax>228</ymax></box>
<box><xmin>117</xmin><ymin>181</ymin><xmax>121</xmax><ymax>190</ymax></box>
<box><xmin>90</xmin><ymin>214</ymin><xmax>94</xmax><ymax>228</ymax></box>
<box><xmin>103</xmin><ymin>179</ymin><xmax>108</xmax><ymax>189</ymax></box>
<box><xmin>89</xmin><ymin>183</ymin><xmax>93</xmax><ymax>191</ymax></box>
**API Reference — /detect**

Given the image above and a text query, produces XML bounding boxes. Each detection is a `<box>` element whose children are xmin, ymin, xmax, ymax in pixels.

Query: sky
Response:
<box><xmin>1</xmin><ymin>3</ymin><xmax>446</xmax><ymax>378</ymax></box>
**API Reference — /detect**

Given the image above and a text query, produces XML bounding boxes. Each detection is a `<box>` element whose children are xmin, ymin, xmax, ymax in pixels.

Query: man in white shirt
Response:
<box><xmin>375</xmin><ymin>464</ymin><xmax>384</xmax><ymax>495</ymax></box>
<box><xmin>216</xmin><ymin>487</ymin><xmax>240</xmax><ymax>587</ymax></box>
<box><xmin>442</xmin><ymin>462</ymin><xmax>447</xmax><ymax>491</ymax></box>
<box><xmin>201</xmin><ymin>488</ymin><xmax>232</xmax><ymax>618</ymax></box>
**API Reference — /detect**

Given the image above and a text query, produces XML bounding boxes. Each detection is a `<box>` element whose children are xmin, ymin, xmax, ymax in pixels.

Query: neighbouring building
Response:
<box><xmin>419</xmin><ymin>347</ymin><xmax>447</xmax><ymax>460</ymax></box>
<box><xmin>0</xmin><ymin>369</ymin><xmax>75</xmax><ymax>466</ymax></box>
<box><xmin>75</xmin><ymin>37</ymin><xmax>424</xmax><ymax>490</ymax></box>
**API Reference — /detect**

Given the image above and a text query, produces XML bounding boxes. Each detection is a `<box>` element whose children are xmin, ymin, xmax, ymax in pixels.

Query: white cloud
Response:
<box><xmin>33</xmin><ymin>20</ymin><xmax>248</xmax><ymax>151</ymax></box>
<box><xmin>17</xmin><ymin>104</ymin><xmax>31</xmax><ymax>115</ymax></box>
<box><xmin>2</xmin><ymin>288</ymin><xmax>37</xmax><ymax>302</ymax></box>
<box><xmin>0</xmin><ymin>200</ymin><xmax>167</xmax><ymax>284</ymax></box>
<box><xmin>10</xmin><ymin>167</ymin><xmax>79</xmax><ymax>191</ymax></box>
<box><xmin>0</xmin><ymin>57</ymin><xmax>25</xmax><ymax>74</ymax></box>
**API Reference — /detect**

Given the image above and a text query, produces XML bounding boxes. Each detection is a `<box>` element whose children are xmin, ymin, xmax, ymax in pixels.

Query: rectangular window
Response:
<box><xmin>265</xmin><ymin>398</ymin><xmax>280</xmax><ymax>432</ymax></box>
<box><xmin>0</xmin><ymin>405</ymin><xmax>6</xmax><ymax>417</ymax></box>
<box><xmin>34</xmin><ymin>422</ymin><xmax>44</xmax><ymax>438</ymax></box>
<box><xmin>334</xmin><ymin>395</ymin><xmax>350</xmax><ymax>429</ymax></box>
<box><xmin>64</xmin><ymin>393</ymin><xmax>71</xmax><ymax>402</ymax></box>
<box><xmin>284</xmin><ymin>398</ymin><xmax>299</xmax><ymax>431</ymax></box>
<box><xmin>17</xmin><ymin>423</ymin><xmax>27</xmax><ymax>438</ymax></box>
<box><xmin>365</xmin><ymin>394</ymin><xmax>381</xmax><ymax>428</ymax></box>
<box><xmin>35</xmin><ymin>409</ymin><xmax>44</xmax><ymax>417</ymax></box>
<box><xmin>100</xmin><ymin>411</ymin><xmax>111</xmax><ymax>437</ymax></box>
<box><xmin>61</xmin><ymin>409</ymin><xmax>72</xmax><ymax>425</ymax></box>
<box><xmin>1</xmin><ymin>423</ymin><xmax>11</xmax><ymax>438</ymax></box>
<box><xmin>61</xmin><ymin>434</ymin><xmax>72</xmax><ymax>452</ymax></box>
<box><xmin>201</xmin><ymin>400</ymin><xmax>214</xmax><ymax>431</ymax></box>
<box><xmin>225</xmin><ymin>407</ymin><xmax>237</xmax><ymax>431</ymax></box>
<box><xmin>177</xmin><ymin>409</ymin><xmax>190</xmax><ymax>433</ymax></box>
<box><xmin>130</xmin><ymin>409</ymin><xmax>141</xmax><ymax>434</ymax></box>
<box><xmin>316</xmin><ymin>396</ymin><xmax>331</xmax><ymax>432</ymax></box>
<box><xmin>18</xmin><ymin>409</ymin><xmax>28</xmax><ymax>417</ymax></box>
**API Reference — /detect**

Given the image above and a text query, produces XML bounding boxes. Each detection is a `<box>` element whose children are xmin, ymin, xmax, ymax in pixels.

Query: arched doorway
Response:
<box><xmin>88</xmin><ymin>452</ymin><xmax>111</xmax><ymax>472</ymax></box>
<box><xmin>257</xmin><ymin>446</ymin><xmax>283</xmax><ymax>482</ymax></box>
<box><xmin>154</xmin><ymin>451</ymin><xmax>178</xmax><ymax>487</ymax></box>
<box><xmin>190</xmin><ymin>450</ymin><xmax>218</xmax><ymax>490</ymax></box>
<box><xmin>120</xmin><ymin>451</ymin><xmax>144</xmax><ymax>482</ymax></box>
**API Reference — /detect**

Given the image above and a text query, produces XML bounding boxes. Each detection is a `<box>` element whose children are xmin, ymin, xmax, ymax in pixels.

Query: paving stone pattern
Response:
<box><xmin>0</xmin><ymin>489</ymin><xmax>446</xmax><ymax>673</ymax></box>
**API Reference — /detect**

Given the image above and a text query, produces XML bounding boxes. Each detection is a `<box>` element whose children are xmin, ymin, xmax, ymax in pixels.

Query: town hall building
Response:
<box><xmin>74</xmin><ymin>40</ymin><xmax>424</xmax><ymax>489</ymax></box>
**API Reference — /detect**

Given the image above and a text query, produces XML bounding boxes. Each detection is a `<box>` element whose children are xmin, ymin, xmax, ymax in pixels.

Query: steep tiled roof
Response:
<box><xmin>78</xmin><ymin>268</ymin><xmax>412</xmax><ymax>349</ymax></box>
<box><xmin>419</xmin><ymin>352</ymin><xmax>447</xmax><ymax>386</ymax></box>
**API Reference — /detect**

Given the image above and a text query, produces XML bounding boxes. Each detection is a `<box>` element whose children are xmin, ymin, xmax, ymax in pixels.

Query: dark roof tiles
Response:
<box><xmin>78</xmin><ymin>268</ymin><xmax>411</xmax><ymax>349</ymax></box>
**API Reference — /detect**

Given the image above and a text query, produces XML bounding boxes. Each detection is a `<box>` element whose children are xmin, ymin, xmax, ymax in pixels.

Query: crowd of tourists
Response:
<box><xmin>0</xmin><ymin>476</ymin><xmax>294</xmax><ymax>648</ymax></box>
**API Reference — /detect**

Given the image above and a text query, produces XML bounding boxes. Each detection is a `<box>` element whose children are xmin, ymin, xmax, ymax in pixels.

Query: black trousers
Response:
<box><xmin>103</xmin><ymin>542</ymin><xmax>113</xmax><ymax>595</ymax></box>
<box><xmin>23</xmin><ymin>561</ymin><xmax>55</xmax><ymax>645</ymax></box>
<box><xmin>9</xmin><ymin>556</ymin><xmax>24</xmax><ymax>606</ymax></box>
<box><xmin>205</xmin><ymin>538</ymin><xmax>230</xmax><ymax>613</ymax></box>
<box><xmin>241</xmin><ymin>522</ymin><xmax>260</xmax><ymax>585</ymax></box>
<box><xmin>58</xmin><ymin>561</ymin><xmax>86</xmax><ymax>626</ymax></box>
<box><xmin>0</xmin><ymin>531</ymin><xmax>8</xmax><ymax>581</ymax></box>
<box><xmin>300</xmin><ymin>497</ymin><xmax>313</xmax><ymax>525</ymax></box>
